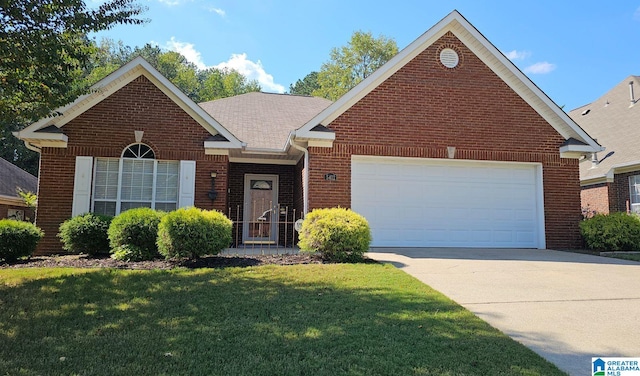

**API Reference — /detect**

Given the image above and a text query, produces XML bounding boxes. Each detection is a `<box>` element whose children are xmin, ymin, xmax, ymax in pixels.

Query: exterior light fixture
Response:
<box><xmin>208</xmin><ymin>172</ymin><xmax>218</xmax><ymax>201</ymax></box>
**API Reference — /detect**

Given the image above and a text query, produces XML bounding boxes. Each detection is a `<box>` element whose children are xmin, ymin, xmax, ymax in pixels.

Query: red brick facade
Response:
<box><xmin>307</xmin><ymin>32</ymin><xmax>583</xmax><ymax>249</ymax></box>
<box><xmin>33</xmin><ymin>31</ymin><xmax>589</xmax><ymax>252</ymax></box>
<box><xmin>582</xmin><ymin>172</ymin><xmax>640</xmax><ymax>216</ymax></box>
<box><xmin>36</xmin><ymin>76</ymin><xmax>229</xmax><ymax>254</ymax></box>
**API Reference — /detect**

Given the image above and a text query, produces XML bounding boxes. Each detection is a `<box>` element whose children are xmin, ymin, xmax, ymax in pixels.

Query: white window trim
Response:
<box><xmin>91</xmin><ymin>157</ymin><xmax>180</xmax><ymax>216</ymax></box>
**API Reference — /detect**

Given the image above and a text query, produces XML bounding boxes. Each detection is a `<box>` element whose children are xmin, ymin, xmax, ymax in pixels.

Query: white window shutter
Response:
<box><xmin>72</xmin><ymin>156</ymin><xmax>93</xmax><ymax>216</ymax></box>
<box><xmin>178</xmin><ymin>160</ymin><xmax>196</xmax><ymax>208</ymax></box>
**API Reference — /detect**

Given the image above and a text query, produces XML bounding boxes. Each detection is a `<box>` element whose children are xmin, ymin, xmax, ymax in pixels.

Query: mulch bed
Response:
<box><xmin>0</xmin><ymin>253</ymin><xmax>326</xmax><ymax>270</ymax></box>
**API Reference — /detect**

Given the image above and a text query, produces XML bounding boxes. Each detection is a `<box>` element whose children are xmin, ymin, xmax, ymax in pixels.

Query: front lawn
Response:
<box><xmin>0</xmin><ymin>264</ymin><xmax>565</xmax><ymax>375</ymax></box>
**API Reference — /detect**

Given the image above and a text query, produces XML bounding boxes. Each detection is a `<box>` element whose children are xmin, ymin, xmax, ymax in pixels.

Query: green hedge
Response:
<box><xmin>580</xmin><ymin>212</ymin><xmax>640</xmax><ymax>251</ymax></box>
<box><xmin>0</xmin><ymin>219</ymin><xmax>43</xmax><ymax>262</ymax></box>
<box><xmin>298</xmin><ymin>207</ymin><xmax>372</xmax><ymax>262</ymax></box>
<box><xmin>58</xmin><ymin>213</ymin><xmax>113</xmax><ymax>255</ymax></box>
<box><xmin>157</xmin><ymin>207</ymin><xmax>232</xmax><ymax>259</ymax></box>
<box><xmin>108</xmin><ymin>208</ymin><xmax>164</xmax><ymax>261</ymax></box>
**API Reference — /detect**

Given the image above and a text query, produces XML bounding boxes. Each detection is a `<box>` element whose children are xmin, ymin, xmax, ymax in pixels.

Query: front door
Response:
<box><xmin>243</xmin><ymin>174</ymin><xmax>279</xmax><ymax>244</ymax></box>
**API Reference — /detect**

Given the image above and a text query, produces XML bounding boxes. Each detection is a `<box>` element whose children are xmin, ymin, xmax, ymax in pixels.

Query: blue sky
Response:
<box><xmin>91</xmin><ymin>0</ymin><xmax>640</xmax><ymax>110</ymax></box>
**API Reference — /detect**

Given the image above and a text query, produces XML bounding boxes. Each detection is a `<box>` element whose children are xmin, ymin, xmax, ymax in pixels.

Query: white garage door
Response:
<box><xmin>351</xmin><ymin>156</ymin><xmax>545</xmax><ymax>248</ymax></box>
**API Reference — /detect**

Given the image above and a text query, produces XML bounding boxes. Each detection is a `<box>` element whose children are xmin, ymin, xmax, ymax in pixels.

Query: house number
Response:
<box><xmin>324</xmin><ymin>173</ymin><xmax>337</xmax><ymax>181</ymax></box>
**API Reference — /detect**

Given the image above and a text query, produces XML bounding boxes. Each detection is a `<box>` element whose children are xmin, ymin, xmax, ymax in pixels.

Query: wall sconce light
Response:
<box><xmin>208</xmin><ymin>172</ymin><xmax>218</xmax><ymax>201</ymax></box>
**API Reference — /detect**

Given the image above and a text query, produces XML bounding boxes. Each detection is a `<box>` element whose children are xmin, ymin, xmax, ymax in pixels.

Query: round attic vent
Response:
<box><xmin>439</xmin><ymin>48</ymin><xmax>459</xmax><ymax>68</ymax></box>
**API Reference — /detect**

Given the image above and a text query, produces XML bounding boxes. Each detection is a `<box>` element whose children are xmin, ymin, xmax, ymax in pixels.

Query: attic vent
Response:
<box><xmin>581</xmin><ymin>109</ymin><xmax>590</xmax><ymax>116</ymax></box>
<box><xmin>439</xmin><ymin>48</ymin><xmax>459</xmax><ymax>68</ymax></box>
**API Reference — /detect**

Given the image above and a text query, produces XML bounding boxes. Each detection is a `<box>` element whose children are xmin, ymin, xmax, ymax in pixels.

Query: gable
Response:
<box><xmin>327</xmin><ymin>32</ymin><xmax>567</xmax><ymax>153</ymax></box>
<box><xmin>294</xmin><ymin>10</ymin><xmax>602</xmax><ymax>158</ymax></box>
<box><xmin>62</xmin><ymin>76</ymin><xmax>215</xmax><ymax>156</ymax></box>
<box><xmin>15</xmin><ymin>57</ymin><xmax>242</xmax><ymax>153</ymax></box>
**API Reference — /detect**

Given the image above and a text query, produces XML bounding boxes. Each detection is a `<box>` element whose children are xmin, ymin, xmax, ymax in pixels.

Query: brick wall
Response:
<box><xmin>611</xmin><ymin>171</ymin><xmax>639</xmax><ymax>213</ymax></box>
<box><xmin>0</xmin><ymin>203</ymin><xmax>35</xmax><ymax>222</ymax></box>
<box><xmin>36</xmin><ymin>76</ymin><xmax>229</xmax><ymax>254</ymax></box>
<box><xmin>580</xmin><ymin>183</ymin><xmax>611</xmax><ymax>215</ymax></box>
<box><xmin>307</xmin><ymin>32</ymin><xmax>583</xmax><ymax>249</ymax></box>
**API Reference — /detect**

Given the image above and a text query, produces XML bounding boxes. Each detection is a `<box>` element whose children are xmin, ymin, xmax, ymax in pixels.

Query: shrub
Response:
<box><xmin>580</xmin><ymin>212</ymin><xmax>640</xmax><ymax>251</ymax></box>
<box><xmin>0</xmin><ymin>219</ymin><xmax>44</xmax><ymax>262</ymax></box>
<box><xmin>108</xmin><ymin>208</ymin><xmax>164</xmax><ymax>261</ymax></box>
<box><xmin>111</xmin><ymin>244</ymin><xmax>157</xmax><ymax>262</ymax></box>
<box><xmin>298</xmin><ymin>207</ymin><xmax>372</xmax><ymax>262</ymax></box>
<box><xmin>157</xmin><ymin>207</ymin><xmax>232</xmax><ymax>259</ymax></box>
<box><xmin>58</xmin><ymin>213</ymin><xmax>113</xmax><ymax>255</ymax></box>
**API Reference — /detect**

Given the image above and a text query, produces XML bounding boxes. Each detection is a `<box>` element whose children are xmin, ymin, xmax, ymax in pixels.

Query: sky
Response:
<box><xmin>90</xmin><ymin>0</ymin><xmax>640</xmax><ymax>111</ymax></box>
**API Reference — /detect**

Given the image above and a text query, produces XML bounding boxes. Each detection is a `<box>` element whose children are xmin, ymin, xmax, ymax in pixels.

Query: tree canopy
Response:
<box><xmin>289</xmin><ymin>71</ymin><xmax>320</xmax><ymax>96</ymax></box>
<box><xmin>312</xmin><ymin>31</ymin><xmax>398</xmax><ymax>101</ymax></box>
<box><xmin>0</xmin><ymin>0</ymin><xmax>147</xmax><ymax>125</ymax></box>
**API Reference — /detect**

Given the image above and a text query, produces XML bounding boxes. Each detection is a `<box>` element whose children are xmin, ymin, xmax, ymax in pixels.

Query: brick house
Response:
<box><xmin>569</xmin><ymin>76</ymin><xmax>640</xmax><ymax>215</ymax></box>
<box><xmin>0</xmin><ymin>158</ymin><xmax>37</xmax><ymax>222</ymax></box>
<box><xmin>16</xmin><ymin>10</ymin><xmax>600</xmax><ymax>254</ymax></box>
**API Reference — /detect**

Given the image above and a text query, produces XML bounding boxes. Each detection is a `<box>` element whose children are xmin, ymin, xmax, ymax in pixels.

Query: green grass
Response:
<box><xmin>0</xmin><ymin>264</ymin><xmax>565</xmax><ymax>375</ymax></box>
<box><xmin>604</xmin><ymin>253</ymin><xmax>640</xmax><ymax>262</ymax></box>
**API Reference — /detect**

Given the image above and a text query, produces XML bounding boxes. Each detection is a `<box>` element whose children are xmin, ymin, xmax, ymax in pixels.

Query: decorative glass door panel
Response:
<box><xmin>243</xmin><ymin>174</ymin><xmax>279</xmax><ymax>243</ymax></box>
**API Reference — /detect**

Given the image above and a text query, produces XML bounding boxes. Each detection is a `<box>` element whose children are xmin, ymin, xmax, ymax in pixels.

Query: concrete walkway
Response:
<box><xmin>367</xmin><ymin>248</ymin><xmax>640</xmax><ymax>376</ymax></box>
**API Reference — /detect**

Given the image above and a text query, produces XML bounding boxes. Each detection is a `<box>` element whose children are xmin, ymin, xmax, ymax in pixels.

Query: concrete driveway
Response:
<box><xmin>367</xmin><ymin>248</ymin><xmax>640</xmax><ymax>376</ymax></box>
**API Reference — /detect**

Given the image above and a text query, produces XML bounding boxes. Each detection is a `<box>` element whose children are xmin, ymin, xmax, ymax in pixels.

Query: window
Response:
<box><xmin>630</xmin><ymin>175</ymin><xmax>640</xmax><ymax>214</ymax></box>
<box><xmin>92</xmin><ymin>143</ymin><xmax>179</xmax><ymax>216</ymax></box>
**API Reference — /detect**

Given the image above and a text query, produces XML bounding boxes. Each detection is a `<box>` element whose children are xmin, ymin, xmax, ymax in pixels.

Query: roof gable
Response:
<box><xmin>16</xmin><ymin>57</ymin><xmax>242</xmax><ymax>151</ymax></box>
<box><xmin>295</xmin><ymin>10</ymin><xmax>601</xmax><ymax>157</ymax></box>
<box><xmin>570</xmin><ymin>75</ymin><xmax>640</xmax><ymax>183</ymax></box>
<box><xmin>0</xmin><ymin>158</ymin><xmax>37</xmax><ymax>199</ymax></box>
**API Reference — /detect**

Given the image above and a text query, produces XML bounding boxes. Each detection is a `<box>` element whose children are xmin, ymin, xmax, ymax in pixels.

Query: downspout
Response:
<box><xmin>289</xmin><ymin>137</ymin><xmax>309</xmax><ymax>216</ymax></box>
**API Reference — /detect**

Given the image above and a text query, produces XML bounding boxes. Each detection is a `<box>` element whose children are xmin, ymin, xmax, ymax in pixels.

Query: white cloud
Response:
<box><xmin>523</xmin><ymin>62</ymin><xmax>556</xmax><ymax>74</ymax></box>
<box><xmin>504</xmin><ymin>49</ymin><xmax>531</xmax><ymax>60</ymax></box>
<box><xmin>207</xmin><ymin>7</ymin><xmax>226</xmax><ymax>16</ymax></box>
<box><xmin>157</xmin><ymin>0</ymin><xmax>192</xmax><ymax>5</ymax></box>
<box><xmin>164</xmin><ymin>37</ymin><xmax>208</xmax><ymax>70</ymax></box>
<box><xmin>215</xmin><ymin>53</ymin><xmax>285</xmax><ymax>93</ymax></box>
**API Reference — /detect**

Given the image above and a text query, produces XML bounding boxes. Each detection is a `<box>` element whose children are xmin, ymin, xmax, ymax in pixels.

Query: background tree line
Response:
<box><xmin>1</xmin><ymin>1</ymin><xmax>399</xmax><ymax>176</ymax></box>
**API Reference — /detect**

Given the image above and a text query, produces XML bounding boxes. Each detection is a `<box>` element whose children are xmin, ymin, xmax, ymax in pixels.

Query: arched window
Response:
<box><xmin>92</xmin><ymin>144</ymin><xmax>179</xmax><ymax>216</ymax></box>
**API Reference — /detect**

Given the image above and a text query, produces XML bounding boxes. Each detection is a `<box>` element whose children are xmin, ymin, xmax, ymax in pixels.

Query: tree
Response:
<box><xmin>313</xmin><ymin>31</ymin><xmax>398</xmax><ymax>101</ymax></box>
<box><xmin>0</xmin><ymin>0</ymin><xmax>147</xmax><ymax>126</ymax></box>
<box><xmin>289</xmin><ymin>71</ymin><xmax>320</xmax><ymax>96</ymax></box>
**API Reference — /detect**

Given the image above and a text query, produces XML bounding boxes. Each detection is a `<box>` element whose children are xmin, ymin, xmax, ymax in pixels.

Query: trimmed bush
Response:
<box><xmin>580</xmin><ymin>212</ymin><xmax>640</xmax><ymax>251</ymax></box>
<box><xmin>298</xmin><ymin>207</ymin><xmax>372</xmax><ymax>262</ymax></box>
<box><xmin>157</xmin><ymin>207</ymin><xmax>232</xmax><ymax>259</ymax></box>
<box><xmin>0</xmin><ymin>219</ymin><xmax>44</xmax><ymax>262</ymax></box>
<box><xmin>110</xmin><ymin>244</ymin><xmax>156</xmax><ymax>262</ymax></box>
<box><xmin>108</xmin><ymin>208</ymin><xmax>164</xmax><ymax>261</ymax></box>
<box><xmin>58</xmin><ymin>213</ymin><xmax>113</xmax><ymax>255</ymax></box>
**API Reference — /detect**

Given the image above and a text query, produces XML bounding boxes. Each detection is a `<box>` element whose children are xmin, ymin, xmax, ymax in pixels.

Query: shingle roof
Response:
<box><xmin>569</xmin><ymin>76</ymin><xmax>640</xmax><ymax>182</ymax></box>
<box><xmin>198</xmin><ymin>92</ymin><xmax>332</xmax><ymax>150</ymax></box>
<box><xmin>0</xmin><ymin>158</ymin><xmax>37</xmax><ymax>198</ymax></box>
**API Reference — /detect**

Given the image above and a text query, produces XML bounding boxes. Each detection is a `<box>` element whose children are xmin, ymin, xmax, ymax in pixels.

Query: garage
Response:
<box><xmin>351</xmin><ymin>156</ymin><xmax>545</xmax><ymax>248</ymax></box>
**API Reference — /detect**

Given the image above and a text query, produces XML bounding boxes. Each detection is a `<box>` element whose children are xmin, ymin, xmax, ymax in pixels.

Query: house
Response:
<box><xmin>569</xmin><ymin>76</ymin><xmax>640</xmax><ymax>215</ymax></box>
<box><xmin>0</xmin><ymin>158</ymin><xmax>37</xmax><ymax>222</ymax></box>
<box><xmin>15</xmin><ymin>10</ymin><xmax>601</xmax><ymax>254</ymax></box>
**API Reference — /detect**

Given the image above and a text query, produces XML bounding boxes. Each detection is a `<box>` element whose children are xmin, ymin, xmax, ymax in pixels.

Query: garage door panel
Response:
<box><xmin>352</xmin><ymin>157</ymin><xmax>543</xmax><ymax>248</ymax></box>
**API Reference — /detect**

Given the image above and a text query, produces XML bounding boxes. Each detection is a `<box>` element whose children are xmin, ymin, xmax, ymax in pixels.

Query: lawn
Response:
<box><xmin>603</xmin><ymin>252</ymin><xmax>640</xmax><ymax>262</ymax></box>
<box><xmin>0</xmin><ymin>263</ymin><xmax>565</xmax><ymax>375</ymax></box>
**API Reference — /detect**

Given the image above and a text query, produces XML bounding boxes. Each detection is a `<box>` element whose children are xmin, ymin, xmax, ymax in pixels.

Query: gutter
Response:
<box><xmin>289</xmin><ymin>135</ymin><xmax>309</xmax><ymax>216</ymax></box>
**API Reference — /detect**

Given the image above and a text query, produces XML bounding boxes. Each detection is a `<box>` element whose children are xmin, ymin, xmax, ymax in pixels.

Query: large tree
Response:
<box><xmin>289</xmin><ymin>71</ymin><xmax>319</xmax><ymax>96</ymax></box>
<box><xmin>0</xmin><ymin>0</ymin><xmax>147</xmax><ymax>124</ymax></box>
<box><xmin>313</xmin><ymin>31</ymin><xmax>398</xmax><ymax>101</ymax></box>
<box><xmin>0</xmin><ymin>0</ymin><xmax>146</xmax><ymax>175</ymax></box>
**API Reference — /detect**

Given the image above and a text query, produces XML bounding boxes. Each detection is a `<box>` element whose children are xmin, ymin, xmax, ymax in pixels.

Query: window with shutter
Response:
<box><xmin>92</xmin><ymin>143</ymin><xmax>180</xmax><ymax>215</ymax></box>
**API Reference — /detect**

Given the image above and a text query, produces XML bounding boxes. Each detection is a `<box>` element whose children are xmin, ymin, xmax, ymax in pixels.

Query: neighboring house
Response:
<box><xmin>569</xmin><ymin>76</ymin><xmax>640</xmax><ymax>215</ymax></box>
<box><xmin>0</xmin><ymin>158</ymin><xmax>37</xmax><ymax>222</ymax></box>
<box><xmin>16</xmin><ymin>10</ymin><xmax>601</xmax><ymax>254</ymax></box>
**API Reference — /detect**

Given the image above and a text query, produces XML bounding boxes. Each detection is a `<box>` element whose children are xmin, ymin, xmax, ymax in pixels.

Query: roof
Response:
<box><xmin>199</xmin><ymin>92</ymin><xmax>331</xmax><ymax>150</ymax></box>
<box><xmin>15</xmin><ymin>57</ymin><xmax>243</xmax><ymax>153</ymax></box>
<box><xmin>0</xmin><ymin>158</ymin><xmax>37</xmax><ymax>199</ymax></box>
<box><xmin>294</xmin><ymin>10</ymin><xmax>602</xmax><ymax>158</ymax></box>
<box><xmin>569</xmin><ymin>75</ymin><xmax>640</xmax><ymax>184</ymax></box>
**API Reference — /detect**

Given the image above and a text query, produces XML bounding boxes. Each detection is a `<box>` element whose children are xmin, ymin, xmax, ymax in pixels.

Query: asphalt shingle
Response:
<box><xmin>198</xmin><ymin>92</ymin><xmax>332</xmax><ymax>150</ymax></box>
